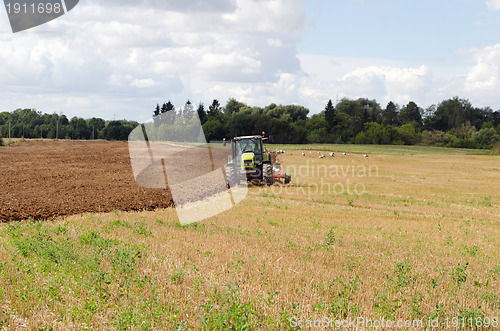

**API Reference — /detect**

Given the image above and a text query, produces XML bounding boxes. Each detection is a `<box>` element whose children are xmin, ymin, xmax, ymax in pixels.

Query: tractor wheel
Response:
<box><xmin>225</xmin><ymin>165</ymin><xmax>236</xmax><ymax>187</ymax></box>
<box><xmin>263</xmin><ymin>163</ymin><xmax>274</xmax><ymax>186</ymax></box>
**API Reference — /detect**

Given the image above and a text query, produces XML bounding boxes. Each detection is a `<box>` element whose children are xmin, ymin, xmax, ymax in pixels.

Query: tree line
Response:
<box><xmin>309</xmin><ymin>97</ymin><xmax>500</xmax><ymax>149</ymax></box>
<box><xmin>0</xmin><ymin>109</ymin><xmax>139</xmax><ymax>144</ymax></box>
<box><xmin>1</xmin><ymin>96</ymin><xmax>500</xmax><ymax>149</ymax></box>
<box><xmin>154</xmin><ymin>97</ymin><xmax>500</xmax><ymax>149</ymax></box>
<box><xmin>151</xmin><ymin>99</ymin><xmax>310</xmax><ymax>144</ymax></box>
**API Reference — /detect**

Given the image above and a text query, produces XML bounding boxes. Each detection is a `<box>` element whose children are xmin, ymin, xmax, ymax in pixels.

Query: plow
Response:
<box><xmin>272</xmin><ymin>161</ymin><xmax>291</xmax><ymax>184</ymax></box>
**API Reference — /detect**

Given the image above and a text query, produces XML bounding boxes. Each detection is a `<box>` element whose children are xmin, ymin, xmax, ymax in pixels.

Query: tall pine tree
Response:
<box><xmin>154</xmin><ymin>104</ymin><xmax>160</xmax><ymax>118</ymax></box>
<box><xmin>197</xmin><ymin>102</ymin><xmax>208</xmax><ymax>125</ymax></box>
<box><xmin>324</xmin><ymin>99</ymin><xmax>337</xmax><ymax>131</ymax></box>
<box><xmin>208</xmin><ymin>99</ymin><xmax>222</xmax><ymax>120</ymax></box>
<box><xmin>382</xmin><ymin>101</ymin><xmax>399</xmax><ymax>125</ymax></box>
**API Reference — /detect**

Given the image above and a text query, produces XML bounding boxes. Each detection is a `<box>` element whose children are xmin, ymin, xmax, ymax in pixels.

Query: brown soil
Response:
<box><xmin>0</xmin><ymin>140</ymin><xmax>174</xmax><ymax>222</ymax></box>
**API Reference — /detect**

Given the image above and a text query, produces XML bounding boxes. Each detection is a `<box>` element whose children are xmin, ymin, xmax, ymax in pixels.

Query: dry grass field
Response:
<box><xmin>0</xmin><ymin>143</ymin><xmax>498</xmax><ymax>329</ymax></box>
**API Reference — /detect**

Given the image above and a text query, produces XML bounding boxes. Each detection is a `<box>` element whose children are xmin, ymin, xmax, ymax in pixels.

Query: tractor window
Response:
<box><xmin>237</xmin><ymin>139</ymin><xmax>261</xmax><ymax>154</ymax></box>
<box><xmin>252</xmin><ymin>140</ymin><xmax>262</xmax><ymax>154</ymax></box>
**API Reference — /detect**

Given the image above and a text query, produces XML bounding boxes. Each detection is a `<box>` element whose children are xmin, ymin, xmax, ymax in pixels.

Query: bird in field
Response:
<box><xmin>329</xmin><ymin>152</ymin><xmax>335</xmax><ymax>157</ymax></box>
<box><xmin>343</xmin><ymin>152</ymin><xmax>347</xmax><ymax>156</ymax></box>
<box><xmin>363</xmin><ymin>154</ymin><xmax>369</xmax><ymax>157</ymax></box>
<box><xmin>302</xmin><ymin>152</ymin><xmax>305</xmax><ymax>156</ymax></box>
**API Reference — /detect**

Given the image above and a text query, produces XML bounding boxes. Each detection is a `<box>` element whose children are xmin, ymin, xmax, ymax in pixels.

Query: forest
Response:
<box><xmin>0</xmin><ymin>110</ymin><xmax>138</xmax><ymax>145</ymax></box>
<box><xmin>1</xmin><ymin>96</ymin><xmax>500</xmax><ymax>149</ymax></box>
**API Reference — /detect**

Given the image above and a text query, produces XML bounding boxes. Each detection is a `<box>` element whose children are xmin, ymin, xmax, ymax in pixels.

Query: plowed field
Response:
<box><xmin>0</xmin><ymin>140</ymin><xmax>173</xmax><ymax>222</ymax></box>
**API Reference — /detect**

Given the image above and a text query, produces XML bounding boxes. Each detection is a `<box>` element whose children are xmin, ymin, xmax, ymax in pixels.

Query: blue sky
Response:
<box><xmin>298</xmin><ymin>0</ymin><xmax>500</xmax><ymax>112</ymax></box>
<box><xmin>1</xmin><ymin>0</ymin><xmax>500</xmax><ymax>121</ymax></box>
<box><xmin>302</xmin><ymin>0</ymin><xmax>500</xmax><ymax>61</ymax></box>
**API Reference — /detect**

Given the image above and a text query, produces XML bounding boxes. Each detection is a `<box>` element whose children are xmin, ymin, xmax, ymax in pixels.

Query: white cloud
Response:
<box><xmin>188</xmin><ymin>57</ymin><xmax>437</xmax><ymax>114</ymax></box>
<box><xmin>199</xmin><ymin>52</ymin><xmax>261</xmax><ymax>76</ymax></box>
<box><xmin>0</xmin><ymin>0</ymin><xmax>306</xmax><ymax>121</ymax></box>
<box><xmin>3</xmin><ymin>0</ymin><xmax>499</xmax><ymax>122</ymax></box>
<box><xmin>267</xmin><ymin>38</ymin><xmax>283</xmax><ymax>47</ymax></box>
<box><xmin>90</xmin><ymin>0</ymin><xmax>236</xmax><ymax>13</ymax></box>
<box><xmin>341</xmin><ymin>65</ymin><xmax>432</xmax><ymax>106</ymax></box>
<box><xmin>131</xmin><ymin>78</ymin><xmax>157</xmax><ymax>89</ymax></box>
<box><xmin>223</xmin><ymin>0</ymin><xmax>305</xmax><ymax>34</ymax></box>
<box><xmin>464</xmin><ymin>44</ymin><xmax>500</xmax><ymax>106</ymax></box>
<box><xmin>287</xmin><ymin>54</ymin><xmax>438</xmax><ymax>112</ymax></box>
<box><xmin>486</xmin><ymin>0</ymin><xmax>500</xmax><ymax>10</ymax></box>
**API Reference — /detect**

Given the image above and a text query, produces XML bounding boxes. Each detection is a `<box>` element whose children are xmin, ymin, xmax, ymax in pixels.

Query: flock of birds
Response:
<box><xmin>300</xmin><ymin>151</ymin><xmax>369</xmax><ymax>159</ymax></box>
<box><xmin>276</xmin><ymin>149</ymin><xmax>369</xmax><ymax>159</ymax></box>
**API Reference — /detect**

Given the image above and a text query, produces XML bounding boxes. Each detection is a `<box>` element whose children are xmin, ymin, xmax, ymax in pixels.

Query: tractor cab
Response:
<box><xmin>232</xmin><ymin>136</ymin><xmax>265</xmax><ymax>169</ymax></box>
<box><xmin>236</xmin><ymin>137</ymin><xmax>262</xmax><ymax>155</ymax></box>
<box><xmin>224</xmin><ymin>134</ymin><xmax>290</xmax><ymax>186</ymax></box>
<box><xmin>224</xmin><ymin>135</ymin><xmax>273</xmax><ymax>185</ymax></box>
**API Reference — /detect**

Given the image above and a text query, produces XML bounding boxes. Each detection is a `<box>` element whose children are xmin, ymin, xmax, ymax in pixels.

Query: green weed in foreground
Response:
<box><xmin>201</xmin><ymin>283</ymin><xmax>261</xmax><ymax>330</ymax></box>
<box><xmin>170</xmin><ymin>268</ymin><xmax>185</xmax><ymax>284</ymax></box>
<box><xmin>328</xmin><ymin>274</ymin><xmax>363</xmax><ymax>318</ymax></box>
<box><xmin>0</xmin><ymin>221</ymin><xmax>175</xmax><ymax>329</ymax></box>
<box><xmin>132</xmin><ymin>221</ymin><xmax>153</xmax><ymax>237</ymax></box>
<box><xmin>323</xmin><ymin>227</ymin><xmax>336</xmax><ymax>247</ymax></box>
<box><xmin>0</xmin><ymin>220</ymin><xmax>275</xmax><ymax>330</ymax></box>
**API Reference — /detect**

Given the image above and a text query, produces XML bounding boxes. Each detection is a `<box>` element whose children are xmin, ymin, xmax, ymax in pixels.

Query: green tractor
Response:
<box><xmin>224</xmin><ymin>135</ymin><xmax>275</xmax><ymax>186</ymax></box>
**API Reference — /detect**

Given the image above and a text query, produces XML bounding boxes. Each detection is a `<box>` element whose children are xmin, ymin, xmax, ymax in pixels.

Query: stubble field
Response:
<box><xmin>0</xmin><ymin>140</ymin><xmax>498</xmax><ymax>329</ymax></box>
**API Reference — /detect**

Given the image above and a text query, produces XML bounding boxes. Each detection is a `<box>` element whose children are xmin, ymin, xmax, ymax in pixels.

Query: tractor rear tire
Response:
<box><xmin>263</xmin><ymin>163</ymin><xmax>274</xmax><ymax>186</ymax></box>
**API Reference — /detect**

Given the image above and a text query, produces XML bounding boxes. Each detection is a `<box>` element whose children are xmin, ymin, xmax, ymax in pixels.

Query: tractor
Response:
<box><xmin>224</xmin><ymin>135</ymin><xmax>291</xmax><ymax>186</ymax></box>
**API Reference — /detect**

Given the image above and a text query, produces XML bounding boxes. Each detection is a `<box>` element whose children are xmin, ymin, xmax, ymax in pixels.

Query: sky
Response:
<box><xmin>1</xmin><ymin>0</ymin><xmax>500</xmax><ymax>122</ymax></box>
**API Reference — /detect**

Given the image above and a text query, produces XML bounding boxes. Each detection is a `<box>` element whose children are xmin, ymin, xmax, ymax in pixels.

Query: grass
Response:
<box><xmin>267</xmin><ymin>143</ymin><xmax>492</xmax><ymax>155</ymax></box>
<box><xmin>0</xmin><ymin>137</ymin><xmax>26</xmax><ymax>146</ymax></box>
<box><xmin>0</xmin><ymin>145</ymin><xmax>498</xmax><ymax>329</ymax></box>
